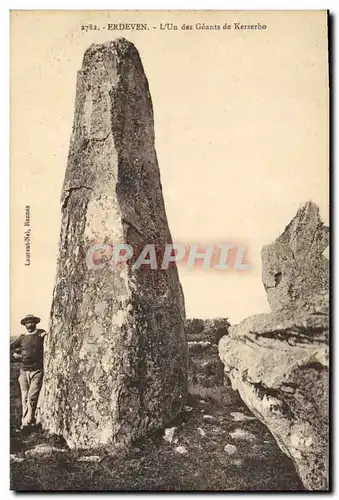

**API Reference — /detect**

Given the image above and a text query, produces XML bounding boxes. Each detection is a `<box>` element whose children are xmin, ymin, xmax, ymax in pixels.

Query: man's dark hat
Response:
<box><xmin>21</xmin><ymin>314</ymin><xmax>41</xmax><ymax>326</ymax></box>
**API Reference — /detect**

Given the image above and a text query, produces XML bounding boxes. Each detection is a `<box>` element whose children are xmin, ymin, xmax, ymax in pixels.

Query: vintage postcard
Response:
<box><xmin>10</xmin><ymin>10</ymin><xmax>329</xmax><ymax>491</ymax></box>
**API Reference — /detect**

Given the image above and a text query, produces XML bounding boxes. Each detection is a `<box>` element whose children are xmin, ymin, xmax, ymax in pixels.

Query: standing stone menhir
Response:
<box><xmin>39</xmin><ymin>38</ymin><xmax>188</xmax><ymax>449</ymax></box>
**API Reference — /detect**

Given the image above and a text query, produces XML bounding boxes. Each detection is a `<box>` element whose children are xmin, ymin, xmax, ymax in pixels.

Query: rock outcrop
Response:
<box><xmin>262</xmin><ymin>202</ymin><xmax>329</xmax><ymax>312</ymax></box>
<box><xmin>39</xmin><ymin>39</ymin><xmax>187</xmax><ymax>449</ymax></box>
<box><xmin>219</xmin><ymin>202</ymin><xmax>329</xmax><ymax>491</ymax></box>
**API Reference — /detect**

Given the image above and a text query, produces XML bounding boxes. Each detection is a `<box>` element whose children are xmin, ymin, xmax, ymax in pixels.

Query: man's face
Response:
<box><xmin>25</xmin><ymin>321</ymin><xmax>37</xmax><ymax>333</ymax></box>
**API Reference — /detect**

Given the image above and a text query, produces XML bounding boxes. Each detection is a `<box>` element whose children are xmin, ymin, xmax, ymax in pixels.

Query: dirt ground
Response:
<box><xmin>10</xmin><ymin>360</ymin><xmax>304</xmax><ymax>492</ymax></box>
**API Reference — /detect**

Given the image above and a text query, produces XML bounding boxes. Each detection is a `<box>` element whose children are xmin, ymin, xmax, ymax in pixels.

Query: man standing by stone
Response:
<box><xmin>10</xmin><ymin>314</ymin><xmax>47</xmax><ymax>433</ymax></box>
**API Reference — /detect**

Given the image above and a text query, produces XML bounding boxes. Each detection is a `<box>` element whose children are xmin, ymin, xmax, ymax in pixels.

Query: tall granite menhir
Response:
<box><xmin>39</xmin><ymin>39</ymin><xmax>188</xmax><ymax>449</ymax></box>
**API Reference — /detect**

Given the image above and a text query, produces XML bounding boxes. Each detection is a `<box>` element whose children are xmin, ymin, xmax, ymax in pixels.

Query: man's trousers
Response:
<box><xmin>18</xmin><ymin>368</ymin><xmax>43</xmax><ymax>427</ymax></box>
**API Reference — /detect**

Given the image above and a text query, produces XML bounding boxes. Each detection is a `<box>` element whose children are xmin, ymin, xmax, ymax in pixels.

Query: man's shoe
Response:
<box><xmin>20</xmin><ymin>425</ymin><xmax>31</xmax><ymax>437</ymax></box>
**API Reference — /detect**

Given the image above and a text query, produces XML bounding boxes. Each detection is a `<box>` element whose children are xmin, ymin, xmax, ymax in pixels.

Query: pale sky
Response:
<box><xmin>11</xmin><ymin>11</ymin><xmax>329</xmax><ymax>332</ymax></box>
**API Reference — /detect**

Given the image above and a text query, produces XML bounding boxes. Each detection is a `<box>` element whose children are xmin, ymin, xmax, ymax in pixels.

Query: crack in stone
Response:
<box><xmin>62</xmin><ymin>186</ymin><xmax>93</xmax><ymax>210</ymax></box>
<box><xmin>88</xmin><ymin>132</ymin><xmax>112</xmax><ymax>143</ymax></box>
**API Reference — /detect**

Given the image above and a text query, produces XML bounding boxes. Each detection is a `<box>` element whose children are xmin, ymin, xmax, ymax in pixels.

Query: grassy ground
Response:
<box><xmin>10</xmin><ymin>361</ymin><xmax>304</xmax><ymax>492</ymax></box>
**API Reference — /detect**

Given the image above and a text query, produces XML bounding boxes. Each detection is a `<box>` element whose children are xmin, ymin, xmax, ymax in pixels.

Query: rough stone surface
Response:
<box><xmin>262</xmin><ymin>201</ymin><xmax>329</xmax><ymax>313</ymax></box>
<box><xmin>219</xmin><ymin>203</ymin><xmax>329</xmax><ymax>491</ymax></box>
<box><xmin>39</xmin><ymin>38</ymin><xmax>187</xmax><ymax>449</ymax></box>
<box><xmin>219</xmin><ymin>293</ymin><xmax>329</xmax><ymax>491</ymax></box>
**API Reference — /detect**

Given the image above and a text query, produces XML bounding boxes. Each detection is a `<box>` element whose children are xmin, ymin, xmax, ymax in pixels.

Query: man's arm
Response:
<box><xmin>39</xmin><ymin>330</ymin><xmax>47</xmax><ymax>339</ymax></box>
<box><xmin>10</xmin><ymin>335</ymin><xmax>23</xmax><ymax>360</ymax></box>
<box><xmin>10</xmin><ymin>335</ymin><xmax>23</xmax><ymax>351</ymax></box>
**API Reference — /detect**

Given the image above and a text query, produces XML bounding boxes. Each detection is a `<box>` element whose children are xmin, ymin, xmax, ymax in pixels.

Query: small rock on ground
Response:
<box><xmin>77</xmin><ymin>455</ymin><xmax>101</xmax><ymax>463</ymax></box>
<box><xmin>164</xmin><ymin>427</ymin><xmax>178</xmax><ymax>444</ymax></box>
<box><xmin>230</xmin><ymin>411</ymin><xmax>256</xmax><ymax>422</ymax></box>
<box><xmin>25</xmin><ymin>444</ymin><xmax>67</xmax><ymax>457</ymax></box>
<box><xmin>224</xmin><ymin>444</ymin><xmax>238</xmax><ymax>455</ymax></box>
<box><xmin>10</xmin><ymin>454</ymin><xmax>24</xmax><ymax>463</ymax></box>
<box><xmin>230</xmin><ymin>428</ymin><xmax>256</xmax><ymax>442</ymax></box>
<box><xmin>174</xmin><ymin>445</ymin><xmax>188</xmax><ymax>455</ymax></box>
<box><xmin>232</xmin><ymin>459</ymin><xmax>244</xmax><ymax>466</ymax></box>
